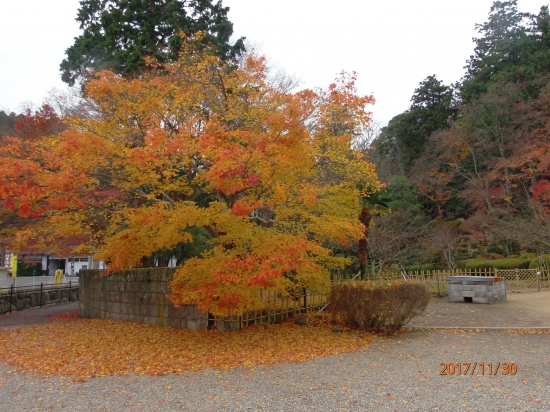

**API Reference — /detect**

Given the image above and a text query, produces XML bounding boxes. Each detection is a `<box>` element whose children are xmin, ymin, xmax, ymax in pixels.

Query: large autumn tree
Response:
<box><xmin>1</xmin><ymin>41</ymin><xmax>380</xmax><ymax>316</ymax></box>
<box><xmin>61</xmin><ymin>0</ymin><xmax>245</xmax><ymax>86</ymax></box>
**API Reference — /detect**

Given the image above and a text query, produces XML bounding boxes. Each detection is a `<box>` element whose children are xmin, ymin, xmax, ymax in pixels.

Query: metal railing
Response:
<box><xmin>0</xmin><ymin>282</ymin><xmax>79</xmax><ymax>315</ymax></box>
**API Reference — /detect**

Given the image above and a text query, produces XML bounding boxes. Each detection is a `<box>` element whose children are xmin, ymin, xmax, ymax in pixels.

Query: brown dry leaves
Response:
<box><xmin>0</xmin><ymin>316</ymin><xmax>373</xmax><ymax>378</ymax></box>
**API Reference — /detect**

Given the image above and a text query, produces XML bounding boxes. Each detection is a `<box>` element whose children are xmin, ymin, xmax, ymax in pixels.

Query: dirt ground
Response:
<box><xmin>408</xmin><ymin>289</ymin><xmax>550</xmax><ymax>328</ymax></box>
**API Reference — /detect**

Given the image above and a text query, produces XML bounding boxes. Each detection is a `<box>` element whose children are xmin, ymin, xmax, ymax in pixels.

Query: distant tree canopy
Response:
<box><xmin>60</xmin><ymin>0</ymin><xmax>245</xmax><ymax>86</ymax></box>
<box><xmin>461</xmin><ymin>0</ymin><xmax>550</xmax><ymax>101</ymax></box>
<box><xmin>369</xmin><ymin>1</ymin><xmax>550</xmax><ymax>268</ymax></box>
<box><xmin>374</xmin><ymin>75</ymin><xmax>456</xmax><ymax>174</ymax></box>
<box><xmin>0</xmin><ymin>111</ymin><xmax>17</xmax><ymax>139</ymax></box>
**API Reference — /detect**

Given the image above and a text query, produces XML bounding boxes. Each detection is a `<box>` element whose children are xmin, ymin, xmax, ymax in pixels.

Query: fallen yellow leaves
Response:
<box><xmin>0</xmin><ymin>318</ymin><xmax>374</xmax><ymax>378</ymax></box>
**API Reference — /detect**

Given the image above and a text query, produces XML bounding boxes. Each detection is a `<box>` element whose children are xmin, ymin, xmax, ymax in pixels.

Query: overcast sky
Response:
<box><xmin>0</xmin><ymin>0</ymin><xmax>546</xmax><ymax>125</ymax></box>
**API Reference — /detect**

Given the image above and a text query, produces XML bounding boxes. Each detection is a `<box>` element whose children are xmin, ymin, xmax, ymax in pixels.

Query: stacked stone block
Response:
<box><xmin>447</xmin><ymin>276</ymin><xmax>506</xmax><ymax>304</ymax></box>
<box><xmin>79</xmin><ymin>268</ymin><xmax>207</xmax><ymax>330</ymax></box>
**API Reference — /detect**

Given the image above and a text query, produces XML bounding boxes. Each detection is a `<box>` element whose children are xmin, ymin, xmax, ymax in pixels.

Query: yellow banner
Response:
<box><xmin>10</xmin><ymin>255</ymin><xmax>17</xmax><ymax>278</ymax></box>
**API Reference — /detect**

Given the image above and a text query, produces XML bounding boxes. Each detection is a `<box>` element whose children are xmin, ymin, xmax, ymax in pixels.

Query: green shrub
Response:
<box><xmin>465</xmin><ymin>258</ymin><xmax>531</xmax><ymax>270</ymax></box>
<box><xmin>486</xmin><ymin>246</ymin><xmax>504</xmax><ymax>255</ymax></box>
<box><xmin>329</xmin><ymin>281</ymin><xmax>430</xmax><ymax>332</ymax></box>
<box><xmin>520</xmin><ymin>253</ymin><xmax>537</xmax><ymax>259</ymax></box>
<box><xmin>529</xmin><ymin>254</ymin><xmax>550</xmax><ymax>269</ymax></box>
<box><xmin>507</xmin><ymin>254</ymin><xmax>519</xmax><ymax>258</ymax></box>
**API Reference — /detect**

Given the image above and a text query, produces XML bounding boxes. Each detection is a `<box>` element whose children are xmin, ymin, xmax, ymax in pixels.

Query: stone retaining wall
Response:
<box><xmin>0</xmin><ymin>287</ymin><xmax>78</xmax><ymax>314</ymax></box>
<box><xmin>78</xmin><ymin>268</ymin><xmax>207</xmax><ymax>330</ymax></box>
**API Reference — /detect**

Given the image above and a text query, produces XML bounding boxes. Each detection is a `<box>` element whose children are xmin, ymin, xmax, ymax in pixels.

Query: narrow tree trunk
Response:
<box><xmin>358</xmin><ymin>207</ymin><xmax>372</xmax><ymax>280</ymax></box>
<box><xmin>140</xmin><ymin>256</ymin><xmax>153</xmax><ymax>268</ymax></box>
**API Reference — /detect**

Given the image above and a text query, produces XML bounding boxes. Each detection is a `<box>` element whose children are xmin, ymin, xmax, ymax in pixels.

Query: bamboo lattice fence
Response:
<box><xmin>208</xmin><ymin>287</ymin><xmax>331</xmax><ymax>330</ymax></box>
<box><xmin>378</xmin><ymin>267</ymin><xmax>549</xmax><ymax>294</ymax></box>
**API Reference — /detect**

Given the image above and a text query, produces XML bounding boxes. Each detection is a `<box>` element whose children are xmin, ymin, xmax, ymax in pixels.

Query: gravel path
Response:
<box><xmin>0</xmin><ymin>329</ymin><xmax>548</xmax><ymax>411</ymax></box>
<box><xmin>408</xmin><ymin>290</ymin><xmax>550</xmax><ymax>328</ymax></box>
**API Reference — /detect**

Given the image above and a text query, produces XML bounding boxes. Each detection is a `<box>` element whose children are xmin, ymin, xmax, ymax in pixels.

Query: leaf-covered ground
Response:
<box><xmin>0</xmin><ymin>314</ymin><xmax>374</xmax><ymax>379</ymax></box>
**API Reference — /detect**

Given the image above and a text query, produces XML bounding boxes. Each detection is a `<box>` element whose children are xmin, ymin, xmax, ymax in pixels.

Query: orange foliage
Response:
<box><xmin>0</xmin><ymin>318</ymin><xmax>373</xmax><ymax>378</ymax></box>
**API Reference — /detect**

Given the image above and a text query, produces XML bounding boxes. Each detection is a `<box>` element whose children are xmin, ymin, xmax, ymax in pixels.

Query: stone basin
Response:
<box><xmin>447</xmin><ymin>276</ymin><xmax>506</xmax><ymax>304</ymax></box>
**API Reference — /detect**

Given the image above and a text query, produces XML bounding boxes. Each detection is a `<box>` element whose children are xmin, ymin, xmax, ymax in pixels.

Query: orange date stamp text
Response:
<box><xmin>439</xmin><ymin>362</ymin><xmax>518</xmax><ymax>376</ymax></box>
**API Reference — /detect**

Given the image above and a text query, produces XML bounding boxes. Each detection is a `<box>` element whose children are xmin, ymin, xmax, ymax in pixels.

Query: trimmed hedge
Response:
<box><xmin>329</xmin><ymin>281</ymin><xmax>430</xmax><ymax>331</ymax></box>
<box><xmin>464</xmin><ymin>258</ymin><xmax>531</xmax><ymax>270</ymax></box>
<box><xmin>404</xmin><ymin>264</ymin><xmax>442</xmax><ymax>272</ymax></box>
<box><xmin>520</xmin><ymin>253</ymin><xmax>537</xmax><ymax>259</ymax></box>
<box><xmin>529</xmin><ymin>254</ymin><xmax>550</xmax><ymax>269</ymax></box>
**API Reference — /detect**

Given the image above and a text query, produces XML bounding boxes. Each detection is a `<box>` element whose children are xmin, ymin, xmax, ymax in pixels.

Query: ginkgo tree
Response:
<box><xmin>0</xmin><ymin>39</ymin><xmax>381</xmax><ymax>316</ymax></box>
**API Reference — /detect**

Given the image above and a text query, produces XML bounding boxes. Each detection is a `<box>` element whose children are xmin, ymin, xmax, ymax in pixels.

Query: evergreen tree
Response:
<box><xmin>60</xmin><ymin>0</ymin><xmax>245</xmax><ymax>86</ymax></box>
<box><xmin>461</xmin><ymin>1</ymin><xmax>550</xmax><ymax>101</ymax></box>
<box><xmin>375</xmin><ymin>75</ymin><xmax>455</xmax><ymax>173</ymax></box>
<box><xmin>0</xmin><ymin>111</ymin><xmax>17</xmax><ymax>138</ymax></box>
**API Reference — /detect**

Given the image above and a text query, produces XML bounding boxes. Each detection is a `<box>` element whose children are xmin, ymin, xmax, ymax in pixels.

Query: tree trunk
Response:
<box><xmin>358</xmin><ymin>207</ymin><xmax>372</xmax><ymax>280</ymax></box>
<box><xmin>140</xmin><ymin>256</ymin><xmax>153</xmax><ymax>268</ymax></box>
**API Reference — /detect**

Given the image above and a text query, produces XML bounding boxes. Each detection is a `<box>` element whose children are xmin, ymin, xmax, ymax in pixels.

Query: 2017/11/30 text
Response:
<box><xmin>439</xmin><ymin>362</ymin><xmax>518</xmax><ymax>376</ymax></box>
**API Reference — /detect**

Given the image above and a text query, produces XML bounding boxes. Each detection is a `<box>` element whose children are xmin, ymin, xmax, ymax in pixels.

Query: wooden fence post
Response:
<box><xmin>515</xmin><ymin>268</ymin><xmax>519</xmax><ymax>290</ymax></box>
<box><xmin>9</xmin><ymin>284</ymin><xmax>13</xmax><ymax>313</ymax></box>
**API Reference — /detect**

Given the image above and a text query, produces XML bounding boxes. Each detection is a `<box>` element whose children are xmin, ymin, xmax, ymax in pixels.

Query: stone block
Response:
<box><xmin>110</xmin><ymin>312</ymin><xmax>121</xmax><ymax>321</ymax></box>
<box><xmin>164</xmin><ymin>305</ymin><xmax>179</xmax><ymax>318</ymax></box>
<box><xmin>472</xmin><ymin>297</ymin><xmax>491</xmax><ymax>304</ymax></box>
<box><xmin>182</xmin><ymin>306</ymin><xmax>192</xmax><ymax>318</ymax></box>
<box><xmin>187</xmin><ymin>319</ymin><xmax>198</xmax><ymax>330</ymax></box>
<box><xmin>119</xmin><ymin>303</ymin><xmax>129</xmax><ymax>316</ymax></box>
<box><xmin>173</xmin><ymin>318</ymin><xmax>185</xmax><ymax>329</ymax></box>
<box><xmin>16</xmin><ymin>299</ymin><xmax>25</xmax><ymax>311</ymax></box>
<box><xmin>196</xmin><ymin>317</ymin><xmax>207</xmax><ymax>330</ymax></box>
<box><xmin>148</xmin><ymin>304</ymin><xmax>160</xmax><ymax>318</ymax></box>
<box><xmin>150</xmin><ymin>293</ymin><xmax>162</xmax><ymax>305</ymax></box>
<box><xmin>136</xmin><ymin>304</ymin><xmax>146</xmax><ymax>316</ymax></box>
<box><xmin>0</xmin><ymin>303</ymin><xmax>9</xmax><ymax>314</ymax></box>
<box><xmin>147</xmin><ymin>282</ymin><xmax>158</xmax><ymax>293</ymax></box>
<box><xmin>112</xmin><ymin>302</ymin><xmax>121</xmax><ymax>314</ymax></box>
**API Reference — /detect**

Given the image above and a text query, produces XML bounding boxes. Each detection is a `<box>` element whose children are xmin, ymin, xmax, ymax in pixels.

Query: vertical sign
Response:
<box><xmin>70</xmin><ymin>257</ymin><xmax>75</xmax><ymax>275</ymax></box>
<box><xmin>10</xmin><ymin>255</ymin><xmax>17</xmax><ymax>278</ymax></box>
